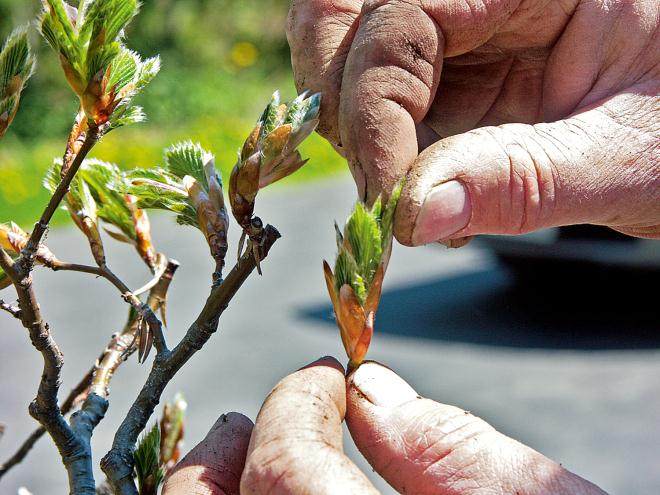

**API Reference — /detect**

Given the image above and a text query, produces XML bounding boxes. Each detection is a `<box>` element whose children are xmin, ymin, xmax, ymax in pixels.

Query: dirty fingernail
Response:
<box><xmin>349</xmin><ymin>362</ymin><xmax>418</xmax><ymax>408</ymax></box>
<box><xmin>412</xmin><ymin>181</ymin><xmax>471</xmax><ymax>245</ymax></box>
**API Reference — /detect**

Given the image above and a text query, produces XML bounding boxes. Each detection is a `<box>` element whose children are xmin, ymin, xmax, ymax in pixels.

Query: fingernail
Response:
<box><xmin>412</xmin><ymin>181</ymin><xmax>471</xmax><ymax>245</ymax></box>
<box><xmin>349</xmin><ymin>362</ymin><xmax>418</xmax><ymax>408</ymax></box>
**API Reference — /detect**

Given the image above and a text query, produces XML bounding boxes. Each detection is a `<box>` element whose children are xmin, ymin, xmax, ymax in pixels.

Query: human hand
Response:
<box><xmin>162</xmin><ymin>357</ymin><xmax>607</xmax><ymax>494</ymax></box>
<box><xmin>286</xmin><ymin>0</ymin><xmax>659</xmax><ymax>246</ymax></box>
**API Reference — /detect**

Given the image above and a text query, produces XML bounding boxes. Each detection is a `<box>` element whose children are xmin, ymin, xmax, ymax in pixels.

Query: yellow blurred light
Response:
<box><xmin>230</xmin><ymin>42</ymin><xmax>258</xmax><ymax>69</ymax></box>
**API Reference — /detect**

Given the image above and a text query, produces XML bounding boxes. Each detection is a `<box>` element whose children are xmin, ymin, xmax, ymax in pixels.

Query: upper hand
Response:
<box><xmin>286</xmin><ymin>0</ymin><xmax>659</xmax><ymax>245</ymax></box>
<box><xmin>162</xmin><ymin>357</ymin><xmax>607</xmax><ymax>494</ymax></box>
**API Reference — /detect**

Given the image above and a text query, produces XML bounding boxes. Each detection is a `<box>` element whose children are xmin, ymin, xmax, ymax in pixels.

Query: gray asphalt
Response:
<box><xmin>1</xmin><ymin>176</ymin><xmax>658</xmax><ymax>494</ymax></box>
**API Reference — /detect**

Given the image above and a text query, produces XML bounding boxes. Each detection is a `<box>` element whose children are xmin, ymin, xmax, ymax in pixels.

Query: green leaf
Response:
<box><xmin>108</xmin><ymin>105</ymin><xmax>146</xmax><ymax>130</ymax></box>
<box><xmin>259</xmin><ymin>90</ymin><xmax>282</xmax><ymax>137</ymax></box>
<box><xmin>332</xmin><ymin>181</ymin><xmax>403</xmax><ymax>306</ymax></box>
<box><xmin>85</xmin><ymin>41</ymin><xmax>120</xmax><ymax>81</ymax></box>
<box><xmin>0</xmin><ymin>26</ymin><xmax>35</xmax><ymax>137</ymax></box>
<box><xmin>285</xmin><ymin>91</ymin><xmax>321</xmax><ymax>131</ymax></box>
<box><xmin>0</xmin><ymin>26</ymin><xmax>35</xmax><ymax>98</ymax></box>
<box><xmin>0</xmin><ymin>94</ymin><xmax>17</xmax><ymax>118</ymax></box>
<box><xmin>79</xmin><ymin>159</ymin><xmax>136</xmax><ymax>240</ymax></box>
<box><xmin>135</xmin><ymin>56</ymin><xmax>160</xmax><ymax>93</ymax></box>
<box><xmin>134</xmin><ymin>423</ymin><xmax>164</xmax><ymax>495</ymax></box>
<box><xmin>40</xmin><ymin>1</ymin><xmax>80</xmax><ymax>67</ymax></box>
<box><xmin>43</xmin><ymin>160</ymin><xmax>63</xmax><ymax>194</ymax></box>
<box><xmin>335</xmin><ymin>249</ymin><xmax>368</xmax><ymax>304</ymax></box>
<box><xmin>123</xmin><ymin>168</ymin><xmax>198</xmax><ymax>227</ymax></box>
<box><xmin>43</xmin><ymin>0</ymin><xmax>77</xmax><ymax>46</ymax></box>
<box><xmin>106</xmin><ymin>46</ymin><xmax>138</xmax><ymax>92</ymax></box>
<box><xmin>81</xmin><ymin>0</ymin><xmax>139</xmax><ymax>45</ymax></box>
<box><xmin>164</xmin><ymin>141</ymin><xmax>213</xmax><ymax>190</ymax></box>
<box><xmin>44</xmin><ymin>160</ymin><xmax>88</xmax><ymax>216</ymax></box>
<box><xmin>345</xmin><ymin>201</ymin><xmax>382</xmax><ymax>288</ymax></box>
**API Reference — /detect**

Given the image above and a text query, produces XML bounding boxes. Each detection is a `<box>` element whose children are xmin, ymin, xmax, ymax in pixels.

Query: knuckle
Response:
<box><xmin>485</xmin><ymin>125</ymin><xmax>560</xmax><ymax>234</ymax></box>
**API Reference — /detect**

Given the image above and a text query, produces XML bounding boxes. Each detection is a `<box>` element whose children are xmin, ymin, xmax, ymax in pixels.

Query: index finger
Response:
<box><xmin>339</xmin><ymin>0</ymin><xmax>445</xmax><ymax>202</ymax></box>
<box><xmin>239</xmin><ymin>356</ymin><xmax>379</xmax><ymax>494</ymax></box>
<box><xmin>286</xmin><ymin>0</ymin><xmax>363</xmax><ymax>147</ymax></box>
<box><xmin>338</xmin><ymin>0</ymin><xmax>527</xmax><ymax>202</ymax></box>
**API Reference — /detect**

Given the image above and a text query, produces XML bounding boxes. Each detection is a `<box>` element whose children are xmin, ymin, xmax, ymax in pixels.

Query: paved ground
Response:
<box><xmin>1</xmin><ymin>176</ymin><xmax>659</xmax><ymax>494</ymax></box>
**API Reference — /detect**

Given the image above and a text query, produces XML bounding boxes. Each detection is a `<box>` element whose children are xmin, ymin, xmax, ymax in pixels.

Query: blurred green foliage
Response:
<box><xmin>0</xmin><ymin>0</ymin><xmax>345</xmax><ymax>227</ymax></box>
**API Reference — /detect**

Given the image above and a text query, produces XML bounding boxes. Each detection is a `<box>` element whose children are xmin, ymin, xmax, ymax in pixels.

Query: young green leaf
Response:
<box><xmin>134</xmin><ymin>423</ymin><xmax>164</xmax><ymax>495</ymax></box>
<box><xmin>0</xmin><ymin>26</ymin><xmax>36</xmax><ymax>138</ymax></box>
<box><xmin>44</xmin><ymin>160</ymin><xmax>106</xmax><ymax>265</ymax></box>
<box><xmin>165</xmin><ymin>141</ymin><xmax>213</xmax><ymax>190</ymax></box>
<box><xmin>79</xmin><ymin>159</ymin><xmax>136</xmax><ymax>241</ymax></box>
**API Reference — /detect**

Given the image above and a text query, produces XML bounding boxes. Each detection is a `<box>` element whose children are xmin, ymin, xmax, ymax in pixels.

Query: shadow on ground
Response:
<box><xmin>299</xmin><ymin>263</ymin><xmax>660</xmax><ymax>350</ymax></box>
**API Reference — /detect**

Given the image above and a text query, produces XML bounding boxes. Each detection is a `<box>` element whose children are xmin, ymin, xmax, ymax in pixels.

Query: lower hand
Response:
<box><xmin>162</xmin><ymin>357</ymin><xmax>607</xmax><ymax>494</ymax></box>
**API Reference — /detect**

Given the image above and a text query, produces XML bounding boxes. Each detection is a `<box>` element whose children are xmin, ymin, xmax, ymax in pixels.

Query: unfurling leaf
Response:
<box><xmin>134</xmin><ymin>423</ymin><xmax>164</xmax><ymax>495</ymax></box>
<box><xmin>323</xmin><ymin>182</ymin><xmax>403</xmax><ymax>370</ymax></box>
<box><xmin>229</xmin><ymin>91</ymin><xmax>321</xmax><ymax>229</ymax></box>
<box><xmin>159</xmin><ymin>393</ymin><xmax>187</xmax><ymax>473</ymax></box>
<box><xmin>124</xmin><ymin>142</ymin><xmax>229</xmax><ymax>279</ymax></box>
<box><xmin>44</xmin><ymin>160</ymin><xmax>105</xmax><ymax>266</ymax></box>
<box><xmin>0</xmin><ymin>26</ymin><xmax>36</xmax><ymax>138</ymax></box>
<box><xmin>79</xmin><ymin>159</ymin><xmax>158</xmax><ymax>268</ymax></box>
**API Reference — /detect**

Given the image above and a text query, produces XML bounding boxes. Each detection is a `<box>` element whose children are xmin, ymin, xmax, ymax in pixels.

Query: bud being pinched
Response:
<box><xmin>39</xmin><ymin>0</ymin><xmax>158</xmax><ymax>127</ymax></box>
<box><xmin>159</xmin><ymin>393</ymin><xmax>186</xmax><ymax>474</ymax></box>
<box><xmin>0</xmin><ymin>27</ymin><xmax>36</xmax><ymax>138</ymax></box>
<box><xmin>123</xmin><ymin>142</ymin><xmax>229</xmax><ymax>281</ymax></box>
<box><xmin>229</xmin><ymin>91</ymin><xmax>321</xmax><ymax>230</ymax></box>
<box><xmin>323</xmin><ymin>183</ymin><xmax>403</xmax><ymax>371</ymax></box>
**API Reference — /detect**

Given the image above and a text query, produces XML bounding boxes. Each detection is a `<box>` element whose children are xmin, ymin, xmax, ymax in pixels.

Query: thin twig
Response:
<box><xmin>15</xmin><ymin>125</ymin><xmax>103</xmax><ymax>277</ymax></box>
<box><xmin>101</xmin><ymin>225</ymin><xmax>281</xmax><ymax>494</ymax></box>
<box><xmin>90</xmin><ymin>260</ymin><xmax>179</xmax><ymax>397</ymax></box>
<box><xmin>47</xmin><ymin>260</ymin><xmax>167</xmax><ymax>361</ymax></box>
<box><xmin>0</xmin><ymin>299</ymin><xmax>21</xmax><ymax>319</ymax></box>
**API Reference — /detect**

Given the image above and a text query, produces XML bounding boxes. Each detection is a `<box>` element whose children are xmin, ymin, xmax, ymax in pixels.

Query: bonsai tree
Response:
<box><xmin>0</xmin><ymin>2</ymin><xmax>320</xmax><ymax>493</ymax></box>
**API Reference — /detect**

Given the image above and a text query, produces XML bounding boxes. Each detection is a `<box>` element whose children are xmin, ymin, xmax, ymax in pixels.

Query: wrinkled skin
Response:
<box><xmin>286</xmin><ymin>0</ymin><xmax>658</xmax><ymax>246</ymax></box>
<box><xmin>163</xmin><ymin>357</ymin><xmax>607</xmax><ymax>495</ymax></box>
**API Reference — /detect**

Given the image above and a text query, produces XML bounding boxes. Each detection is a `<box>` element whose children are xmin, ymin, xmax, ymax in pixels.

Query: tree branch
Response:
<box><xmin>0</xmin><ymin>369</ymin><xmax>92</xmax><ymax>480</ymax></box>
<box><xmin>0</xmin><ymin>260</ymin><xmax>179</xmax><ymax>480</ymax></box>
<box><xmin>101</xmin><ymin>225</ymin><xmax>281</xmax><ymax>494</ymax></box>
<box><xmin>47</xmin><ymin>260</ymin><xmax>167</xmax><ymax>361</ymax></box>
<box><xmin>15</xmin><ymin>124</ymin><xmax>103</xmax><ymax>276</ymax></box>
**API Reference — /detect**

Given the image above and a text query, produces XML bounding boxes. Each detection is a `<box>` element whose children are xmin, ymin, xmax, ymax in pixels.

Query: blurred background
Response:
<box><xmin>0</xmin><ymin>0</ymin><xmax>344</xmax><ymax>226</ymax></box>
<box><xmin>1</xmin><ymin>1</ymin><xmax>659</xmax><ymax>495</ymax></box>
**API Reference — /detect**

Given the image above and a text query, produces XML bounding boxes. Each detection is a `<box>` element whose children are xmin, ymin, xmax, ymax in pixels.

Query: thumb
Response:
<box><xmin>346</xmin><ymin>362</ymin><xmax>608</xmax><ymax>495</ymax></box>
<box><xmin>395</xmin><ymin>87</ymin><xmax>659</xmax><ymax>246</ymax></box>
<box><xmin>162</xmin><ymin>412</ymin><xmax>253</xmax><ymax>495</ymax></box>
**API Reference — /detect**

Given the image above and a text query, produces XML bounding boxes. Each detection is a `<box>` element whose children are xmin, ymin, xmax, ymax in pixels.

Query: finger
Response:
<box><xmin>162</xmin><ymin>412</ymin><xmax>253</xmax><ymax>495</ymax></box>
<box><xmin>347</xmin><ymin>362</ymin><xmax>608</xmax><ymax>495</ymax></box>
<box><xmin>240</xmin><ymin>356</ymin><xmax>379</xmax><ymax>495</ymax></box>
<box><xmin>286</xmin><ymin>0</ymin><xmax>363</xmax><ymax>148</ymax></box>
<box><xmin>338</xmin><ymin>0</ymin><xmax>525</xmax><ymax>202</ymax></box>
<box><xmin>395</xmin><ymin>87</ymin><xmax>660</xmax><ymax>245</ymax></box>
